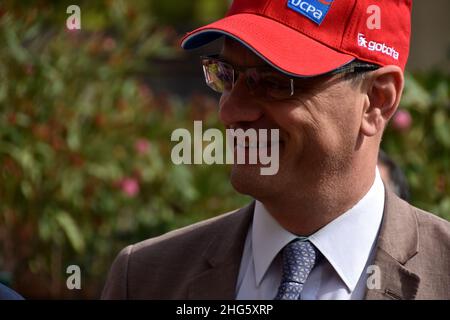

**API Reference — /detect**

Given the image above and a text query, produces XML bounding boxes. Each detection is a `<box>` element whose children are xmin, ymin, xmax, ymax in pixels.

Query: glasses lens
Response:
<box><xmin>201</xmin><ymin>57</ymin><xmax>295</xmax><ymax>99</ymax></box>
<box><xmin>202</xmin><ymin>59</ymin><xmax>234</xmax><ymax>93</ymax></box>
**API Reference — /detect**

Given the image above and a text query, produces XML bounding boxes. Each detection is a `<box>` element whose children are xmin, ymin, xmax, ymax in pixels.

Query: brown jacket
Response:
<box><xmin>102</xmin><ymin>190</ymin><xmax>450</xmax><ymax>299</ymax></box>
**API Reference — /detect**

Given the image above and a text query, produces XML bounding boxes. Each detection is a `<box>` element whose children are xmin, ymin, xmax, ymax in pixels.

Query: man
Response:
<box><xmin>0</xmin><ymin>283</ymin><xmax>23</xmax><ymax>300</ymax></box>
<box><xmin>378</xmin><ymin>150</ymin><xmax>410</xmax><ymax>201</ymax></box>
<box><xmin>102</xmin><ymin>0</ymin><xmax>450</xmax><ymax>299</ymax></box>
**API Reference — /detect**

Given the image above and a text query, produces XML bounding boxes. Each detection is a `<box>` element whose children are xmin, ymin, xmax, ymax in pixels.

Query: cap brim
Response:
<box><xmin>182</xmin><ymin>13</ymin><xmax>355</xmax><ymax>77</ymax></box>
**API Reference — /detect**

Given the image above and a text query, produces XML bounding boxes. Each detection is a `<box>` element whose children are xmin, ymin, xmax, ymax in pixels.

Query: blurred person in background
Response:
<box><xmin>102</xmin><ymin>0</ymin><xmax>450</xmax><ymax>300</ymax></box>
<box><xmin>0</xmin><ymin>282</ymin><xmax>23</xmax><ymax>300</ymax></box>
<box><xmin>378</xmin><ymin>149</ymin><xmax>410</xmax><ymax>202</ymax></box>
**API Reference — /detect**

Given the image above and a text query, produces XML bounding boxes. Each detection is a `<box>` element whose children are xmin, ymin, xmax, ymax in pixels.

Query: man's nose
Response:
<box><xmin>218</xmin><ymin>76</ymin><xmax>263</xmax><ymax>126</ymax></box>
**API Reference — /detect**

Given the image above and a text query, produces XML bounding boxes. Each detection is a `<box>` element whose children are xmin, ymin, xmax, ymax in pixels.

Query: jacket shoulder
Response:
<box><xmin>413</xmin><ymin>205</ymin><xmax>450</xmax><ymax>249</ymax></box>
<box><xmin>408</xmin><ymin>204</ymin><xmax>450</xmax><ymax>298</ymax></box>
<box><xmin>132</xmin><ymin>206</ymin><xmax>247</xmax><ymax>254</ymax></box>
<box><xmin>0</xmin><ymin>283</ymin><xmax>24</xmax><ymax>300</ymax></box>
<box><xmin>101</xmin><ymin>203</ymin><xmax>253</xmax><ymax>299</ymax></box>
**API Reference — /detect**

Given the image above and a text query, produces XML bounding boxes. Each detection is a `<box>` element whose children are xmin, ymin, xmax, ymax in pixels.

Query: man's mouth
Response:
<box><xmin>236</xmin><ymin>140</ymin><xmax>282</xmax><ymax>149</ymax></box>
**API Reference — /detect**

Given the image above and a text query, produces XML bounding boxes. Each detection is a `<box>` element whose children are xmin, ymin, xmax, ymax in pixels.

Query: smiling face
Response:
<box><xmin>218</xmin><ymin>39</ymin><xmax>369</xmax><ymax>204</ymax></box>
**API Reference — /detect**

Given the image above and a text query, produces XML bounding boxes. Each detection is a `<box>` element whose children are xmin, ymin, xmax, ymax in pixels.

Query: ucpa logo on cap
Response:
<box><xmin>287</xmin><ymin>0</ymin><xmax>334</xmax><ymax>25</ymax></box>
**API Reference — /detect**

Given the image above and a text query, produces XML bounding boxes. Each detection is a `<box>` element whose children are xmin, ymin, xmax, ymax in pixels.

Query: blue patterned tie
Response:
<box><xmin>275</xmin><ymin>239</ymin><xmax>317</xmax><ymax>300</ymax></box>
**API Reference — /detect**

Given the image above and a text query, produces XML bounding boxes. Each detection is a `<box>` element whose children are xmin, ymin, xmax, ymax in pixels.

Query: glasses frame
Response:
<box><xmin>200</xmin><ymin>54</ymin><xmax>380</xmax><ymax>99</ymax></box>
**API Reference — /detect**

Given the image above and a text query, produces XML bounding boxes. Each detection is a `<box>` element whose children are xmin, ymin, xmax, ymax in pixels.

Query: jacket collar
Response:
<box><xmin>364</xmin><ymin>189</ymin><xmax>420</xmax><ymax>300</ymax></box>
<box><xmin>186</xmin><ymin>189</ymin><xmax>421</xmax><ymax>300</ymax></box>
<box><xmin>187</xmin><ymin>201</ymin><xmax>255</xmax><ymax>299</ymax></box>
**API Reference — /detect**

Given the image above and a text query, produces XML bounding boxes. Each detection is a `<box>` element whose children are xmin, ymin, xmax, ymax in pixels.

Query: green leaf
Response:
<box><xmin>4</xmin><ymin>24</ymin><xmax>30</xmax><ymax>63</ymax></box>
<box><xmin>67</xmin><ymin>123</ymin><xmax>81</xmax><ymax>151</ymax></box>
<box><xmin>401</xmin><ymin>73</ymin><xmax>432</xmax><ymax>111</ymax></box>
<box><xmin>433</xmin><ymin>110</ymin><xmax>450</xmax><ymax>148</ymax></box>
<box><xmin>433</xmin><ymin>81</ymin><xmax>449</xmax><ymax>107</ymax></box>
<box><xmin>55</xmin><ymin>211</ymin><xmax>85</xmax><ymax>253</ymax></box>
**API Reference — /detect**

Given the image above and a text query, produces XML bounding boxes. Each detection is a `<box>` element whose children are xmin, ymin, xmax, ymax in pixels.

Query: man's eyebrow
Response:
<box><xmin>207</xmin><ymin>53</ymin><xmax>236</xmax><ymax>65</ymax></box>
<box><xmin>215</xmin><ymin>53</ymin><xmax>226</xmax><ymax>59</ymax></box>
<box><xmin>214</xmin><ymin>53</ymin><xmax>232</xmax><ymax>63</ymax></box>
<box><xmin>213</xmin><ymin>53</ymin><xmax>274</xmax><ymax>70</ymax></box>
<box><xmin>213</xmin><ymin>54</ymin><xmax>310</xmax><ymax>79</ymax></box>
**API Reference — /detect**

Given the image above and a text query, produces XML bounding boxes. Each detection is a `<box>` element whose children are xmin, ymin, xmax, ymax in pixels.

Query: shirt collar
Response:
<box><xmin>252</xmin><ymin>168</ymin><xmax>385</xmax><ymax>291</ymax></box>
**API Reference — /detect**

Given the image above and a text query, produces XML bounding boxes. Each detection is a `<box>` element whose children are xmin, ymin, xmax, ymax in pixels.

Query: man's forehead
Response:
<box><xmin>221</xmin><ymin>38</ymin><xmax>266</xmax><ymax>66</ymax></box>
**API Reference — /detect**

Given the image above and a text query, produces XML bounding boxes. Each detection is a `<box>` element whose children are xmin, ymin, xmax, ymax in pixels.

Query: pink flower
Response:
<box><xmin>134</xmin><ymin>138</ymin><xmax>151</xmax><ymax>155</ymax></box>
<box><xmin>120</xmin><ymin>178</ymin><xmax>140</xmax><ymax>198</ymax></box>
<box><xmin>138</xmin><ymin>83</ymin><xmax>153</xmax><ymax>100</ymax></box>
<box><xmin>102</xmin><ymin>37</ymin><xmax>116</xmax><ymax>51</ymax></box>
<box><xmin>24</xmin><ymin>64</ymin><xmax>34</xmax><ymax>75</ymax></box>
<box><xmin>392</xmin><ymin>109</ymin><xmax>412</xmax><ymax>131</ymax></box>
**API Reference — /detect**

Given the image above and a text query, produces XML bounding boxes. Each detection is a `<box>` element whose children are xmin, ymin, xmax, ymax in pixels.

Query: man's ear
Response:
<box><xmin>361</xmin><ymin>65</ymin><xmax>404</xmax><ymax>137</ymax></box>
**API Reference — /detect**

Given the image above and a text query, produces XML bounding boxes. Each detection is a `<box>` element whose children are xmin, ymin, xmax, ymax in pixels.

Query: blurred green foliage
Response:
<box><xmin>0</xmin><ymin>0</ymin><xmax>448</xmax><ymax>299</ymax></box>
<box><xmin>0</xmin><ymin>0</ymin><xmax>246</xmax><ymax>298</ymax></box>
<box><xmin>383</xmin><ymin>72</ymin><xmax>450</xmax><ymax>220</ymax></box>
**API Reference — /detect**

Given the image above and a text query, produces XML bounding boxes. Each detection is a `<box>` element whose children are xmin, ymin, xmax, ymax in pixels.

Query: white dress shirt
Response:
<box><xmin>236</xmin><ymin>168</ymin><xmax>385</xmax><ymax>300</ymax></box>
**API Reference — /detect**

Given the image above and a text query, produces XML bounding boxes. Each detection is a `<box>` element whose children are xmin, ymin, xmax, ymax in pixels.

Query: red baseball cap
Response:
<box><xmin>181</xmin><ymin>0</ymin><xmax>412</xmax><ymax>76</ymax></box>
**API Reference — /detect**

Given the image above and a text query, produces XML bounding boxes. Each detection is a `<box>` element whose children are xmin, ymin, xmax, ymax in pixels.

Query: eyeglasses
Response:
<box><xmin>201</xmin><ymin>55</ymin><xmax>379</xmax><ymax>100</ymax></box>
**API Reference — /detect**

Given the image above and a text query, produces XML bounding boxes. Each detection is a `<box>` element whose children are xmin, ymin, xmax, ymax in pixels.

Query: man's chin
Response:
<box><xmin>230</xmin><ymin>164</ymin><xmax>277</xmax><ymax>198</ymax></box>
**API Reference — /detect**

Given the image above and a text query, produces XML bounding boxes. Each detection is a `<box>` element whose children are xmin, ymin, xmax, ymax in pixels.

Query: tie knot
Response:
<box><xmin>275</xmin><ymin>239</ymin><xmax>317</xmax><ymax>300</ymax></box>
<box><xmin>282</xmin><ymin>239</ymin><xmax>317</xmax><ymax>284</ymax></box>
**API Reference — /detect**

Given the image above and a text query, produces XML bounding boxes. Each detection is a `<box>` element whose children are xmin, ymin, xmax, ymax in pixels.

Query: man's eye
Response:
<box><xmin>216</xmin><ymin>66</ymin><xmax>233</xmax><ymax>82</ymax></box>
<box><xmin>217</xmin><ymin>71</ymin><xmax>231</xmax><ymax>82</ymax></box>
<box><xmin>261</xmin><ymin>75</ymin><xmax>289</xmax><ymax>89</ymax></box>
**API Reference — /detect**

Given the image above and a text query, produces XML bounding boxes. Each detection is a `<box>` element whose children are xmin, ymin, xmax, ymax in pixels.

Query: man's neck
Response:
<box><xmin>259</xmin><ymin>169</ymin><xmax>376</xmax><ymax>236</ymax></box>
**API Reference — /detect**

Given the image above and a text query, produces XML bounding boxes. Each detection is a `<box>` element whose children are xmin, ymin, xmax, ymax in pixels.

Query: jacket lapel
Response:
<box><xmin>365</xmin><ymin>190</ymin><xmax>420</xmax><ymax>300</ymax></box>
<box><xmin>185</xmin><ymin>190</ymin><xmax>422</xmax><ymax>299</ymax></box>
<box><xmin>187</xmin><ymin>201</ymin><xmax>255</xmax><ymax>299</ymax></box>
